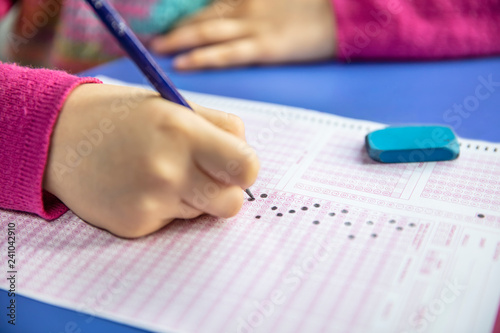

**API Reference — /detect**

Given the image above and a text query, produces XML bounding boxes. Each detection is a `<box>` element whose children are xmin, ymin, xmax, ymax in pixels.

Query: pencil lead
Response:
<box><xmin>245</xmin><ymin>189</ymin><xmax>255</xmax><ymax>200</ymax></box>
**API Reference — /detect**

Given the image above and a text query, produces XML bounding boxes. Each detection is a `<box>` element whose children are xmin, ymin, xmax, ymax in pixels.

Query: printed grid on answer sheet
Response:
<box><xmin>1</xmin><ymin>80</ymin><xmax>500</xmax><ymax>333</ymax></box>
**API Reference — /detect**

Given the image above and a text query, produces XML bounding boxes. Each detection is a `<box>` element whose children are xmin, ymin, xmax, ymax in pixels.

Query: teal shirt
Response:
<box><xmin>52</xmin><ymin>0</ymin><xmax>212</xmax><ymax>72</ymax></box>
<box><xmin>131</xmin><ymin>0</ymin><xmax>211</xmax><ymax>34</ymax></box>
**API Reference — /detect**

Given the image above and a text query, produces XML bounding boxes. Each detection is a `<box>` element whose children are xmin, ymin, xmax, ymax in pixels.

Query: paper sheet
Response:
<box><xmin>2</xmin><ymin>77</ymin><xmax>500</xmax><ymax>333</ymax></box>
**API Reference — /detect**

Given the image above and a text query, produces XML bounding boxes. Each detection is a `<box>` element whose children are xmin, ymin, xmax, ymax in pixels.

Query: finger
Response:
<box><xmin>173</xmin><ymin>38</ymin><xmax>262</xmax><ymax>70</ymax></box>
<box><xmin>151</xmin><ymin>19</ymin><xmax>251</xmax><ymax>54</ymax></box>
<box><xmin>189</xmin><ymin>102</ymin><xmax>246</xmax><ymax>140</ymax></box>
<box><xmin>182</xmin><ymin>165</ymin><xmax>245</xmax><ymax>218</ymax></box>
<box><xmin>193</xmin><ymin>119</ymin><xmax>259</xmax><ymax>190</ymax></box>
<box><xmin>156</xmin><ymin>100</ymin><xmax>259</xmax><ymax>189</ymax></box>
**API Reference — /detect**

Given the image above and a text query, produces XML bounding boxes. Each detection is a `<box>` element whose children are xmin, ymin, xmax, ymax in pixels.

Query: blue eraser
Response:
<box><xmin>365</xmin><ymin>125</ymin><xmax>460</xmax><ymax>163</ymax></box>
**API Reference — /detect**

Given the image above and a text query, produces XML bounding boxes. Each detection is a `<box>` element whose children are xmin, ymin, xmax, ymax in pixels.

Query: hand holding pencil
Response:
<box><xmin>44</xmin><ymin>84</ymin><xmax>259</xmax><ymax>238</ymax></box>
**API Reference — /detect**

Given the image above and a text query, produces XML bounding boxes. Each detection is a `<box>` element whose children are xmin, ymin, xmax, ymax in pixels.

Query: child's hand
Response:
<box><xmin>151</xmin><ymin>0</ymin><xmax>336</xmax><ymax>70</ymax></box>
<box><xmin>43</xmin><ymin>84</ymin><xmax>260</xmax><ymax>238</ymax></box>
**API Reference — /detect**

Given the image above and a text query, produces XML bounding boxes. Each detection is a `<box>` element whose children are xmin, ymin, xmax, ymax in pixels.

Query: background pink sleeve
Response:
<box><xmin>0</xmin><ymin>0</ymin><xmax>12</xmax><ymax>18</ymax></box>
<box><xmin>332</xmin><ymin>0</ymin><xmax>500</xmax><ymax>62</ymax></box>
<box><xmin>0</xmin><ymin>62</ymin><xmax>101</xmax><ymax>219</ymax></box>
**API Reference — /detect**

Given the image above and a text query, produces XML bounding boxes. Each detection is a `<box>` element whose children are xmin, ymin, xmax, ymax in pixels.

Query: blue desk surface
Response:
<box><xmin>4</xmin><ymin>56</ymin><xmax>500</xmax><ymax>333</ymax></box>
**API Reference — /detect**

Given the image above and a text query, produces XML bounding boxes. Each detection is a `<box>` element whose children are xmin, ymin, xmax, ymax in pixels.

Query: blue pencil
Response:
<box><xmin>83</xmin><ymin>0</ymin><xmax>255</xmax><ymax>200</ymax></box>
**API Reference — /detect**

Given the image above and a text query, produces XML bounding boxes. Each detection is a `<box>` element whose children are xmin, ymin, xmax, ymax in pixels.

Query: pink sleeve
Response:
<box><xmin>0</xmin><ymin>0</ymin><xmax>12</xmax><ymax>18</ymax></box>
<box><xmin>332</xmin><ymin>0</ymin><xmax>500</xmax><ymax>62</ymax></box>
<box><xmin>0</xmin><ymin>62</ymin><xmax>101</xmax><ymax>220</ymax></box>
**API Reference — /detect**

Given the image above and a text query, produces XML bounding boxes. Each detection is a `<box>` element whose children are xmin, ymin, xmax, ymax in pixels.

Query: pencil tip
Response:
<box><xmin>245</xmin><ymin>189</ymin><xmax>255</xmax><ymax>200</ymax></box>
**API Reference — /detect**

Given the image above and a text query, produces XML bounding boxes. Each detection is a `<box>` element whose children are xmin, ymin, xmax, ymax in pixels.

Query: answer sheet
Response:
<box><xmin>1</xmin><ymin>77</ymin><xmax>500</xmax><ymax>333</ymax></box>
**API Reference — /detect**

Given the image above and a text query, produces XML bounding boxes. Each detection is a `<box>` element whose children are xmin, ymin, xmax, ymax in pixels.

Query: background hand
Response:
<box><xmin>151</xmin><ymin>0</ymin><xmax>336</xmax><ymax>70</ymax></box>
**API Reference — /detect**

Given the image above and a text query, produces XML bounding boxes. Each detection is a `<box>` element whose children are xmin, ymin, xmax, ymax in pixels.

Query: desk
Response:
<box><xmin>2</xmin><ymin>56</ymin><xmax>500</xmax><ymax>333</ymax></box>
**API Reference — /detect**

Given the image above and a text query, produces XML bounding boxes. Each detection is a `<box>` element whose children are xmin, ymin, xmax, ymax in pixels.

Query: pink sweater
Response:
<box><xmin>0</xmin><ymin>0</ymin><xmax>499</xmax><ymax>220</ymax></box>
<box><xmin>332</xmin><ymin>0</ymin><xmax>500</xmax><ymax>61</ymax></box>
<box><xmin>0</xmin><ymin>63</ymin><xmax>100</xmax><ymax>219</ymax></box>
